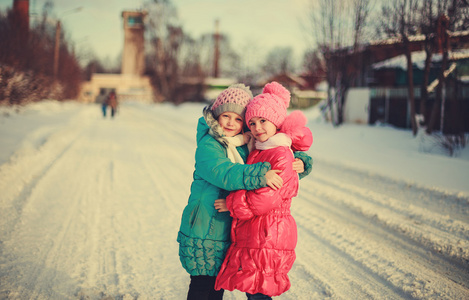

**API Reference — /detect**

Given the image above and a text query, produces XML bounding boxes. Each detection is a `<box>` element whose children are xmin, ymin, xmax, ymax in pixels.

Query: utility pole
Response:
<box><xmin>213</xmin><ymin>19</ymin><xmax>220</xmax><ymax>78</ymax></box>
<box><xmin>53</xmin><ymin>20</ymin><xmax>61</xmax><ymax>80</ymax></box>
<box><xmin>53</xmin><ymin>7</ymin><xmax>82</xmax><ymax>80</ymax></box>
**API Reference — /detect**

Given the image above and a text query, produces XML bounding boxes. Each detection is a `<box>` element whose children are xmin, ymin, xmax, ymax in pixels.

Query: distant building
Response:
<box><xmin>367</xmin><ymin>50</ymin><xmax>469</xmax><ymax>133</ymax></box>
<box><xmin>260</xmin><ymin>73</ymin><xmax>327</xmax><ymax>109</ymax></box>
<box><xmin>121</xmin><ymin>11</ymin><xmax>146</xmax><ymax>76</ymax></box>
<box><xmin>327</xmin><ymin>31</ymin><xmax>469</xmax><ymax>132</ymax></box>
<box><xmin>80</xmin><ymin>10</ymin><xmax>153</xmax><ymax>103</ymax></box>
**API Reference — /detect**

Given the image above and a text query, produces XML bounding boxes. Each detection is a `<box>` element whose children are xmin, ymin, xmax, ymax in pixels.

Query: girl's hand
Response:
<box><xmin>265</xmin><ymin>170</ymin><xmax>283</xmax><ymax>190</ymax></box>
<box><xmin>243</xmin><ymin>132</ymin><xmax>255</xmax><ymax>153</ymax></box>
<box><xmin>292</xmin><ymin>158</ymin><xmax>305</xmax><ymax>173</ymax></box>
<box><xmin>214</xmin><ymin>199</ymin><xmax>228</xmax><ymax>212</ymax></box>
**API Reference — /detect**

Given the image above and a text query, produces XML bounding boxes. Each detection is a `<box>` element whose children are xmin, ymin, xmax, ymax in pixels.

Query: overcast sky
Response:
<box><xmin>0</xmin><ymin>0</ymin><xmax>313</xmax><ymax>66</ymax></box>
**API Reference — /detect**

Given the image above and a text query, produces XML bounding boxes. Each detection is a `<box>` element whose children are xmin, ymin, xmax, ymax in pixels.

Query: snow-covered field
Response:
<box><xmin>0</xmin><ymin>100</ymin><xmax>468</xmax><ymax>299</ymax></box>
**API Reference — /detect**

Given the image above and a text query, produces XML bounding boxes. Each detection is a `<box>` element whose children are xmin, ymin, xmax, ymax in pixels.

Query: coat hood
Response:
<box><xmin>198</xmin><ymin>105</ymin><xmax>229</xmax><ymax>148</ymax></box>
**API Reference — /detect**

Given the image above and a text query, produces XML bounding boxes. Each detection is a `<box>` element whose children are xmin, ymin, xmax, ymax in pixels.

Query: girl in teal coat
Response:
<box><xmin>177</xmin><ymin>84</ymin><xmax>312</xmax><ymax>300</ymax></box>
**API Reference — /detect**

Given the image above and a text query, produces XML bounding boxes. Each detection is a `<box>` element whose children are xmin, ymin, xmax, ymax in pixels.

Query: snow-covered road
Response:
<box><xmin>0</xmin><ymin>102</ymin><xmax>468</xmax><ymax>299</ymax></box>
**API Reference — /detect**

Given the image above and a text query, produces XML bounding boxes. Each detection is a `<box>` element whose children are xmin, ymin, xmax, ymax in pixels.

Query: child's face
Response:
<box><xmin>248</xmin><ymin>117</ymin><xmax>277</xmax><ymax>142</ymax></box>
<box><xmin>218</xmin><ymin>112</ymin><xmax>244</xmax><ymax>137</ymax></box>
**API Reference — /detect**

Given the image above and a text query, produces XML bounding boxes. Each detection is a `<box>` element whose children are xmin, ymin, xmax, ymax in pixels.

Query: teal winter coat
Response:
<box><xmin>177</xmin><ymin>109</ymin><xmax>272</xmax><ymax>276</ymax></box>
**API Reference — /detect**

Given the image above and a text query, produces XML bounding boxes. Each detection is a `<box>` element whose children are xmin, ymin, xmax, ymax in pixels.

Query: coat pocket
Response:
<box><xmin>189</xmin><ymin>203</ymin><xmax>201</xmax><ymax>229</ymax></box>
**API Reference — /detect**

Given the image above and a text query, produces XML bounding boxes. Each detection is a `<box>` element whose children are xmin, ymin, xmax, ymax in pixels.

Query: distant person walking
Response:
<box><xmin>99</xmin><ymin>90</ymin><xmax>108</xmax><ymax>117</ymax></box>
<box><xmin>107</xmin><ymin>91</ymin><xmax>118</xmax><ymax>118</ymax></box>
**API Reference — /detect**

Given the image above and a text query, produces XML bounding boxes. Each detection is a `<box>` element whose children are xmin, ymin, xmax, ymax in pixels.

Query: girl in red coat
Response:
<box><xmin>215</xmin><ymin>82</ymin><xmax>313</xmax><ymax>299</ymax></box>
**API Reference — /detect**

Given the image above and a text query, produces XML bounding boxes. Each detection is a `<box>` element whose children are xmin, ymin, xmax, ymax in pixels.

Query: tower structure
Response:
<box><xmin>121</xmin><ymin>10</ymin><xmax>147</xmax><ymax>76</ymax></box>
<box><xmin>80</xmin><ymin>9</ymin><xmax>153</xmax><ymax>103</ymax></box>
<box><xmin>13</xmin><ymin>0</ymin><xmax>29</xmax><ymax>38</ymax></box>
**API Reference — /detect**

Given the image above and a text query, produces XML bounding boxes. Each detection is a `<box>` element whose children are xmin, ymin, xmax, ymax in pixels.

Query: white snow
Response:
<box><xmin>0</xmin><ymin>100</ymin><xmax>468</xmax><ymax>299</ymax></box>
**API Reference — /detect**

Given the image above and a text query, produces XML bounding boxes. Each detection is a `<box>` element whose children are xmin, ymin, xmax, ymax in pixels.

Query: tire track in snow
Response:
<box><xmin>311</xmin><ymin>157</ymin><xmax>469</xmax><ymax>220</ymax></box>
<box><xmin>0</xmin><ymin>116</ymin><xmax>108</xmax><ymax>299</ymax></box>
<box><xmin>25</xmin><ymin>159</ymin><xmax>91</xmax><ymax>300</ymax></box>
<box><xmin>308</xmin><ymin>171</ymin><xmax>469</xmax><ymax>265</ymax></box>
<box><xmin>133</xmin><ymin>107</ymin><xmax>197</xmax><ymax>298</ymax></box>
<box><xmin>0</xmin><ymin>105</ymin><xmax>142</xmax><ymax>299</ymax></box>
<box><xmin>74</xmin><ymin>115</ymin><xmax>162</xmax><ymax>299</ymax></box>
<box><xmin>0</xmin><ymin>105</ymin><xmax>98</xmax><ymax>244</ymax></box>
<box><xmin>73</xmin><ymin>105</ymin><xmax>195</xmax><ymax>299</ymax></box>
<box><xmin>293</xmin><ymin>189</ymin><xmax>410</xmax><ymax>299</ymax></box>
<box><xmin>292</xmin><ymin>230</ymin><xmax>407</xmax><ymax>300</ymax></box>
<box><xmin>0</xmin><ymin>125</ymin><xmax>85</xmax><ymax>243</ymax></box>
<box><xmin>289</xmin><ymin>160</ymin><xmax>469</xmax><ymax>299</ymax></box>
<box><xmin>124</xmin><ymin>103</ymin><xmax>197</xmax><ymax>149</ymax></box>
<box><xmin>313</xmin><ymin>167</ymin><xmax>469</xmax><ymax>240</ymax></box>
<box><xmin>295</xmin><ymin>196</ymin><xmax>468</xmax><ymax>299</ymax></box>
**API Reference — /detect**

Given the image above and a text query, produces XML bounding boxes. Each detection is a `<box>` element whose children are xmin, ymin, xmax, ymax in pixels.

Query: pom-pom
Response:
<box><xmin>280</xmin><ymin>110</ymin><xmax>313</xmax><ymax>151</ymax></box>
<box><xmin>263</xmin><ymin>81</ymin><xmax>290</xmax><ymax>108</ymax></box>
<box><xmin>281</xmin><ymin>110</ymin><xmax>307</xmax><ymax>135</ymax></box>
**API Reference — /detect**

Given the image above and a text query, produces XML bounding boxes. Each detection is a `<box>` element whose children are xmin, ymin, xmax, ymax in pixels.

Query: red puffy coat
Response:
<box><xmin>215</xmin><ymin>143</ymin><xmax>300</xmax><ymax>296</ymax></box>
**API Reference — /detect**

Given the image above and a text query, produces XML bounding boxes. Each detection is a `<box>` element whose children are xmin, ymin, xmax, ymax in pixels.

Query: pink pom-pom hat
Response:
<box><xmin>245</xmin><ymin>81</ymin><xmax>291</xmax><ymax>128</ymax></box>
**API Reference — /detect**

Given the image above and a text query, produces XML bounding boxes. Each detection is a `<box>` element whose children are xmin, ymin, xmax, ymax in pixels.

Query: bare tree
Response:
<box><xmin>426</xmin><ymin>0</ymin><xmax>469</xmax><ymax>134</ymax></box>
<box><xmin>307</xmin><ymin>0</ymin><xmax>373</xmax><ymax>126</ymax></box>
<box><xmin>144</xmin><ymin>1</ymin><xmax>240</xmax><ymax>103</ymax></box>
<box><xmin>178</xmin><ymin>36</ymin><xmax>203</xmax><ymax>77</ymax></box>
<box><xmin>0</xmin><ymin>1</ymin><xmax>83</xmax><ymax>103</ymax></box>
<box><xmin>380</xmin><ymin>0</ymin><xmax>420</xmax><ymax>136</ymax></box>
<box><xmin>418</xmin><ymin>0</ymin><xmax>441</xmax><ymax>125</ymax></box>
<box><xmin>197</xmin><ymin>31</ymin><xmax>240</xmax><ymax>79</ymax></box>
<box><xmin>426</xmin><ymin>13</ymin><xmax>450</xmax><ymax>134</ymax></box>
<box><xmin>261</xmin><ymin>47</ymin><xmax>296</xmax><ymax>78</ymax></box>
<box><xmin>448</xmin><ymin>0</ymin><xmax>469</xmax><ymax>30</ymax></box>
<box><xmin>144</xmin><ymin>0</ymin><xmax>184</xmax><ymax>102</ymax></box>
<box><xmin>237</xmin><ymin>39</ymin><xmax>263</xmax><ymax>87</ymax></box>
<box><xmin>302</xmin><ymin>49</ymin><xmax>327</xmax><ymax>87</ymax></box>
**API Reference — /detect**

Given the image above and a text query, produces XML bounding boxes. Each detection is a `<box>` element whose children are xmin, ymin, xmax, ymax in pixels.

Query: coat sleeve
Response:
<box><xmin>227</xmin><ymin>187</ymin><xmax>282</xmax><ymax>220</ymax></box>
<box><xmin>195</xmin><ymin>138</ymin><xmax>271</xmax><ymax>191</ymax></box>
<box><xmin>226</xmin><ymin>189</ymin><xmax>254</xmax><ymax>220</ymax></box>
<box><xmin>294</xmin><ymin>151</ymin><xmax>313</xmax><ymax>179</ymax></box>
<box><xmin>227</xmin><ymin>148</ymin><xmax>291</xmax><ymax>219</ymax></box>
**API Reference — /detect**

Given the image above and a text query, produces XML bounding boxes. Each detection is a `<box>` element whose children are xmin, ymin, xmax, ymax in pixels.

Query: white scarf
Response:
<box><xmin>255</xmin><ymin>133</ymin><xmax>292</xmax><ymax>152</ymax></box>
<box><xmin>223</xmin><ymin>134</ymin><xmax>246</xmax><ymax>164</ymax></box>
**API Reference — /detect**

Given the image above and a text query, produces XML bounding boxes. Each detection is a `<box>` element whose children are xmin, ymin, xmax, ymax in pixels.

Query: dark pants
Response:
<box><xmin>102</xmin><ymin>104</ymin><xmax>107</xmax><ymax>117</ymax></box>
<box><xmin>187</xmin><ymin>275</ymin><xmax>224</xmax><ymax>300</ymax></box>
<box><xmin>246</xmin><ymin>293</ymin><xmax>272</xmax><ymax>300</ymax></box>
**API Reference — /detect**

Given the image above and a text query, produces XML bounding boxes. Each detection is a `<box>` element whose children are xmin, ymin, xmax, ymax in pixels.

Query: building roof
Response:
<box><xmin>260</xmin><ymin>73</ymin><xmax>309</xmax><ymax>88</ymax></box>
<box><xmin>372</xmin><ymin>49</ymin><xmax>469</xmax><ymax>70</ymax></box>
<box><xmin>204</xmin><ymin>77</ymin><xmax>237</xmax><ymax>87</ymax></box>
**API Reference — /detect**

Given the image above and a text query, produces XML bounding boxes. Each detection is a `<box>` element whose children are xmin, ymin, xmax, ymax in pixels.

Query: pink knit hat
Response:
<box><xmin>245</xmin><ymin>81</ymin><xmax>291</xmax><ymax>128</ymax></box>
<box><xmin>211</xmin><ymin>84</ymin><xmax>253</xmax><ymax>119</ymax></box>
